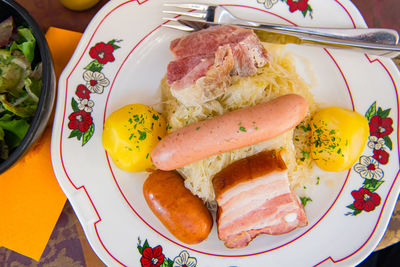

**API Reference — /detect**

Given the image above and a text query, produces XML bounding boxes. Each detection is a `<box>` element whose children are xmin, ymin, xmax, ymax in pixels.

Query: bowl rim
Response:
<box><xmin>0</xmin><ymin>0</ymin><xmax>55</xmax><ymax>173</ymax></box>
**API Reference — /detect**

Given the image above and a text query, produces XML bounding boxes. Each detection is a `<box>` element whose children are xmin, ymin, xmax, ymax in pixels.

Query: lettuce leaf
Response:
<box><xmin>0</xmin><ymin>94</ymin><xmax>37</xmax><ymax>118</ymax></box>
<box><xmin>0</xmin><ymin>18</ymin><xmax>41</xmax><ymax>160</ymax></box>
<box><xmin>0</xmin><ymin>56</ymin><xmax>23</xmax><ymax>93</ymax></box>
<box><xmin>0</xmin><ymin>126</ymin><xmax>8</xmax><ymax>160</ymax></box>
<box><xmin>24</xmin><ymin>77</ymin><xmax>40</xmax><ymax>102</ymax></box>
<box><xmin>0</xmin><ymin>49</ymin><xmax>30</xmax><ymax>97</ymax></box>
<box><xmin>0</xmin><ymin>16</ymin><xmax>14</xmax><ymax>47</ymax></box>
<box><xmin>0</xmin><ymin>113</ymin><xmax>30</xmax><ymax>151</ymax></box>
<box><xmin>9</xmin><ymin>27</ymin><xmax>36</xmax><ymax>63</ymax></box>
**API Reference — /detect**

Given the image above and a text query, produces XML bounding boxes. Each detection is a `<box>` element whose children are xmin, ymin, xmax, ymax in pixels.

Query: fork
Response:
<box><xmin>162</xmin><ymin>3</ymin><xmax>400</xmax><ymax>57</ymax></box>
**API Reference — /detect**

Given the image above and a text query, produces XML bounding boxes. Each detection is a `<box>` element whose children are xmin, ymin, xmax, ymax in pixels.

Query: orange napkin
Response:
<box><xmin>0</xmin><ymin>27</ymin><xmax>82</xmax><ymax>261</ymax></box>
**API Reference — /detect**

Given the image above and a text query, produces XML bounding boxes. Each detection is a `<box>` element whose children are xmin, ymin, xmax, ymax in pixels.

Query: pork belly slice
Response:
<box><xmin>213</xmin><ymin>150</ymin><xmax>307</xmax><ymax>248</ymax></box>
<box><xmin>167</xmin><ymin>25</ymin><xmax>268</xmax><ymax>106</ymax></box>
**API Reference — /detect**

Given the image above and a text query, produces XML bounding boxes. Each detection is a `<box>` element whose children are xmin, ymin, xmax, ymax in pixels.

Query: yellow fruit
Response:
<box><xmin>59</xmin><ymin>0</ymin><xmax>101</xmax><ymax>11</ymax></box>
<box><xmin>102</xmin><ymin>104</ymin><xmax>166</xmax><ymax>172</ymax></box>
<box><xmin>311</xmin><ymin>106</ymin><xmax>369</xmax><ymax>172</ymax></box>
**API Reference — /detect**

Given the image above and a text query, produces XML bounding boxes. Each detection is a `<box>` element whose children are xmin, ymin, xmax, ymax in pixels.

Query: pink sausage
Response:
<box><xmin>151</xmin><ymin>94</ymin><xmax>308</xmax><ymax>170</ymax></box>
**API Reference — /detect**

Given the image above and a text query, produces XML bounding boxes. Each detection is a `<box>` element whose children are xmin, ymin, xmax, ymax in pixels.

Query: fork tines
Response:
<box><xmin>162</xmin><ymin>3</ymin><xmax>212</xmax><ymax>32</ymax></box>
<box><xmin>162</xmin><ymin>2</ymin><xmax>214</xmax><ymax>20</ymax></box>
<box><xmin>163</xmin><ymin>3</ymin><xmax>209</xmax><ymax>11</ymax></box>
<box><xmin>162</xmin><ymin>9</ymin><xmax>207</xmax><ymax>19</ymax></box>
<box><xmin>162</xmin><ymin>23</ymin><xmax>196</xmax><ymax>32</ymax></box>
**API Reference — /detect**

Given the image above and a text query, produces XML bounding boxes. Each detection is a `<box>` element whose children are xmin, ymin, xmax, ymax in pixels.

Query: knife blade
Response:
<box><xmin>171</xmin><ymin>19</ymin><xmax>400</xmax><ymax>58</ymax></box>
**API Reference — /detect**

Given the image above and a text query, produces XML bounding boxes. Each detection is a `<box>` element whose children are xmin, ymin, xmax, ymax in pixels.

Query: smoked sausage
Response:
<box><xmin>143</xmin><ymin>170</ymin><xmax>213</xmax><ymax>244</ymax></box>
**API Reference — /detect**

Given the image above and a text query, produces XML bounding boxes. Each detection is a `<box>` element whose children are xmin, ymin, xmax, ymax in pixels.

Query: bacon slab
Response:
<box><xmin>212</xmin><ymin>150</ymin><xmax>307</xmax><ymax>248</ymax></box>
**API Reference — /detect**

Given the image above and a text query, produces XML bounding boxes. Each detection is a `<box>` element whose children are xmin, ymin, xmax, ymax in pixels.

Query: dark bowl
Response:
<box><xmin>0</xmin><ymin>0</ymin><xmax>55</xmax><ymax>173</ymax></box>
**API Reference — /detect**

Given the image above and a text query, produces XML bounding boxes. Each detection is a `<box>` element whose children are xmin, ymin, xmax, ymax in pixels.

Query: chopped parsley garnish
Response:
<box><xmin>301</xmin><ymin>150</ymin><xmax>310</xmax><ymax>159</ymax></box>
<box><xmin>133</xmin><ymin>114</ymin><xmax>140</xmax><ymax>122</ymax></box>
<box><xmin>298</xmin><ymin>124</ymin><xmax>311</xmax><ymax>132</ymax></box>
<box><xmin>138</xmin><ymin>130</ymin><xmax>146</xmax><ymax>140</ymax></box>
<box><xmin>300</xmin><ymin>196</ymin><xmax>312</xmax><ymax>207</ymax></box>
<box><xmin>311</xmin><ymin>120</ymin><xmax>344</xmax><ymax>158</ymax></box>
<box><xmin>239</xmin><ymin>126</ymin><xmax>246</xmax><ymax>132</ymax></box>
<box><xmin>299</xmin><ymin>150</ymin><xmax>310</xmax><ymax>162</ymax></box>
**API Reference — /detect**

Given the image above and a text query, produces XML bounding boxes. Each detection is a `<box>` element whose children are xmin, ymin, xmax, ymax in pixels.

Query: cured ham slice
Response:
<box><xmin>167</xmin><ymin>44</ymin><xmax>234</xmax><ymax>106</ymax></box>
<box><xmin>167</xmin><ymin>25</ymin><xmax>268</xmax><ymax>106</ymax></box>
<box><xmin>212</xmin><ymin>150</ymin><xmax>307</xmax><ymax>248</ymax></box>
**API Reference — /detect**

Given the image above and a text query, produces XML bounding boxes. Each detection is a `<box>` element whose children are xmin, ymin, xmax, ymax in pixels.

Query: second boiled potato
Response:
<box><xmin>102</xmin><ymin>104</ymin><xmax>166</xmax><ymax>172</ymax></box>
<box><xmin>311</xmin><ymin>106</ymin><xmax>369</xmax><ymax>172</ymax></box>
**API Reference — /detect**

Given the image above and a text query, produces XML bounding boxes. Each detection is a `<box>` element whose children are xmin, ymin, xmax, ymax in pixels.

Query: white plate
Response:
<box><xmin>51</xmin><ymin>0</ymin><xmax>400</xmax><ymax>266</ymax></box>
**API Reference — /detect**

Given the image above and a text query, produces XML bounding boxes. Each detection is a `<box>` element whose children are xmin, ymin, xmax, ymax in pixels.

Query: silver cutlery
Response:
<box><xmin>162</xmin><ymin>3</ymin><xmax>400</xmax><ymax>57</ymax></box>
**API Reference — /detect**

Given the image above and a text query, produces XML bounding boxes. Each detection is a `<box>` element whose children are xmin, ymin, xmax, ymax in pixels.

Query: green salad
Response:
<box><xmin>0</xmin><ymin>16</ymin><xmax>42</xmax><ymax>159</ymax></box>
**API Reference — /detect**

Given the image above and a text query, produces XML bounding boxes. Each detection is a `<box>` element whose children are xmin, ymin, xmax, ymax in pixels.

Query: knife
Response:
<box><xmin>170</xmin><ymin>19</ymin><xmax>400</xmax><ymax>58</ymax></box>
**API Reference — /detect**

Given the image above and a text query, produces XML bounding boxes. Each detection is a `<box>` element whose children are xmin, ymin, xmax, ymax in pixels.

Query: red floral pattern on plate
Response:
<box><xmin>257</xmin><ymin>0</ymin><xmax>313</xmax><ymax>17</ymax></box>
<box><xmin>347</xmin><ymin>102</ymin><xmax>393</xmax><ymax>216</ymax></box>
<box><xmin>68</xmin><ymin>110</ymin><xmax>93</xmax><ymax>132</ymax></box>
<box><xmin>67</xmin><ymin>40</ymin><xmax>121</xmax><ymax>146</ymax></box>
<box><xmin>352</xmin><ymin>188</ymin><xmax>381</xmax><ymax>212</ymax></box>
<box><xmin>75</xmin><ymin>84</ymin><xmax>91</xmax><ymax>100</ymax></box>
<box><xmin>369</xmin><ymin>115</ymin><xmax>393</xmax><ymax>138</ymax></box>
<box><xmin>287</xmin><ymin>0</ymin><xmax>309</xmax><ymax>12</ymax></box>
<box><xmin>141</xmin><ymin>246</ymin><xmax>165</xmax><ymax>267</ymax></box>
<box><xmin>89</xmin><ymin>42</ymin><xmax>116</xmax><ymax>64</ymax></box>
<box><xmin>137</xmin><ymin>238</ymin><xmax>197</xmax><ymax>267</ymax></box>
<box><xmin>373</xmin><ymin>148</ymin><xmax>390</xmax><ymax>164</ymax></box>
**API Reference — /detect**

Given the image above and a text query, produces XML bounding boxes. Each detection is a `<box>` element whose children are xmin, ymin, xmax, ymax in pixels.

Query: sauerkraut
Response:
<box><xmin>161</xmin><ymin>43</ymin><xmax>317</xmax><ymax>203</ymax></box>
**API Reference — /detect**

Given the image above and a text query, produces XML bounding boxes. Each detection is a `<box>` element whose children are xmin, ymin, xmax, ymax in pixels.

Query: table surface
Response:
<box><xmin>1</xmin><ymin>0</ymin><xmax>400</xmax><ymax>266</ymax></box>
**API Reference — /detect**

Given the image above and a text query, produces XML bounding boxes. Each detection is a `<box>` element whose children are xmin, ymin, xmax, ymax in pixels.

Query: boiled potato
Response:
<box><xmin>311</xmin><ymin>106</ymin><xmax>369</xmax><ymax>172</ymax></box>
<box><xmin>59</xmin><ymin>0</ymin><xmax>100</xmax><ymax>11</ymax></box>
<box><xmin>102</xmin><ymin>104</ymin><xmax>166</xmax><ymax>172</ymax></box>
